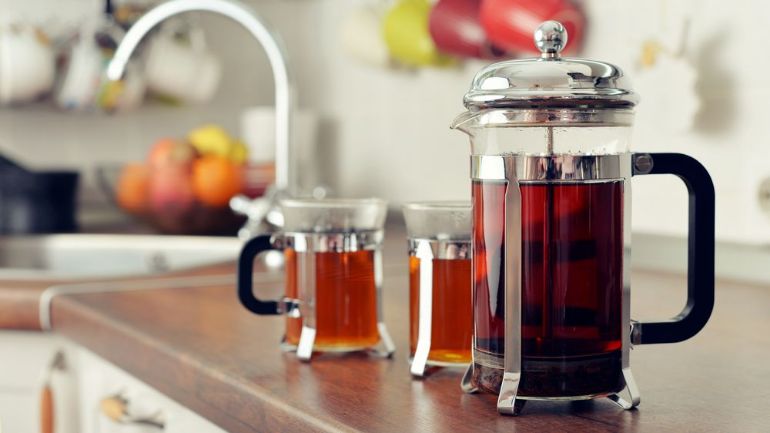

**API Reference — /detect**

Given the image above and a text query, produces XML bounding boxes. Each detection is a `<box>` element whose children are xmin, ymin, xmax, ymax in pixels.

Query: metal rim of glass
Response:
<box><xmin>402</xmin><ymin>201</ymin><xmax>471</xmax><ymax>212</ymax></box>
<box><xmin>280</xmin><ymin>198</ymin><xmax>388</xmax><ymax>233</ymax></box>
<box><xmin>403</xmin><ymin>201</ymin><xmax>471</xmax><ymax>241</ymax></box>
<box><xmin>281</xmin><ymin>197</ymin><xmax>387</xmax><ymax>210</ymax></box>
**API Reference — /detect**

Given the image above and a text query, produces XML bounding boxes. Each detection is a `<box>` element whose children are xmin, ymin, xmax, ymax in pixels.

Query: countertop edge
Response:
<box><xmin>52</xmin><ymin>287</ymin><xmax>356</xmax><ymax>433</ymax></box>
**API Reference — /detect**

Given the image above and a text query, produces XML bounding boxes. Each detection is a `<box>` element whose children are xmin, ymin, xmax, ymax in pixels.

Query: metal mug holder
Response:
<box><xmin>463</xmin><ymin>152</ymin><xmax>715</xmax><ymax>416</ymax></box>
<box><xmin>238</xmin><ymin>230</ymin><xmax>395</xmax><ymax>362</ymax></box>
<box><xmin>408</xmin><ymin>238</ymin><xmax>471</xmax><ymax>377</ymax></box>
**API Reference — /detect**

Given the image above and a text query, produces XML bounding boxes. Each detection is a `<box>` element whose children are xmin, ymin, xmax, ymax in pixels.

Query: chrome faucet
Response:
<box><xmin>106</xmin><ymin>0</ymin><xmax>294</xmax><ymax>238</ymax></box>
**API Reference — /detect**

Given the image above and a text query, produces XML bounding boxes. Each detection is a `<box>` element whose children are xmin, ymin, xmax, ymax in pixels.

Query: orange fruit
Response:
<box><xmin>192</xmin><ymin>155</ymin><xmax>243</xmax><ymax>207</ymax></box>
<box><xmin>116</xmin><ymin>163</ymin><xmax>150</xmax><ymax>214</ymax></box>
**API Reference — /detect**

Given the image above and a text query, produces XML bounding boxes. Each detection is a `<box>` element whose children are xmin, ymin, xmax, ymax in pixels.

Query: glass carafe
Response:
<box><xmin>452</xmin><ymin>21</ymin><xmax>716</xmax><ymax>415</ymax></box>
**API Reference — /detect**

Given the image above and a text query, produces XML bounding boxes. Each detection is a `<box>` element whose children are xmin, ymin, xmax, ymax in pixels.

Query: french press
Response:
<box><xmin>452</xmin><ymin>21</ymin><xmax>715</xmax><ymax>415</ymax></box>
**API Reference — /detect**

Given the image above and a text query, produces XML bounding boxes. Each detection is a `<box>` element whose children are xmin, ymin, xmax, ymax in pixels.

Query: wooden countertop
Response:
<box><xmin>0</xmin><ymin>278</ymin><xmax>60</xmax><ymax>329</ymax></box>
<box><xmin>0</xmin><ymin>261</ymin><xmax>240</xmax><ymax>330</ymax></box>
<box><xmin>3</xmin><ymin>232</ymin><xmax>770</xmax><ymax>431</ymax></box>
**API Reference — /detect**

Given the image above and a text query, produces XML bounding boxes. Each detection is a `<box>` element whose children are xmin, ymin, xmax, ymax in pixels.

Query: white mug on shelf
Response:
<box><xmin>0</xmin><ymin>23</ymin><xmax>55</xmax><ymax>104</ymax></box>
<box><xmin>143</xmin><ymin>26</ymin><xmax>221</xmax><ymax>104</ymax></box>
<box><xmin>55</xmin><ymin>33</ymin><xmax>104</xmax><ymax>110</ymax></box>
<box><xmin>57</xmin><ymin>20</ymin><xmax>148</xmax><ymax>112</ymax></box>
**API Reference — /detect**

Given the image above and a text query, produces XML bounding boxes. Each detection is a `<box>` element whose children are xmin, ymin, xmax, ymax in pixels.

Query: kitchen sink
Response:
<box><xmin>0</xmin><ymin>234</ymin><xmax>248</xmax><ymax>279</ymax></box>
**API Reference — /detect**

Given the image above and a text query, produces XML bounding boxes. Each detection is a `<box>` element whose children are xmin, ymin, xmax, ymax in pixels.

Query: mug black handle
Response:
<box><xmin>237</xmin><ymin>234</ymin><xmax>286</xmax><ymax>315</ymax></box>
<box><xmin>631</xmin><ymin>153</ymin><xmax>715</xmax><ymax>345</ymax></box>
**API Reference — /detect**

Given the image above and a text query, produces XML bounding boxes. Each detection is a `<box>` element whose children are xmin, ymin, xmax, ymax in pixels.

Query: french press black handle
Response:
<box><xmin>631</xmin><ymin>152</ymin><xmax>715</xmax><ymax>345</ymax></box>
<box><xmin>237</xmin><ymin>234</ymin><xmax>289</xmax><ymax>315</ymax></box>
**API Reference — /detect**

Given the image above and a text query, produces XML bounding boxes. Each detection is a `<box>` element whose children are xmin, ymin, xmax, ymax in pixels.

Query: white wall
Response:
<box><xmin>0</xmin><ymin>0</ymin><xmax>768</xmax><ymax>245</ymax></box>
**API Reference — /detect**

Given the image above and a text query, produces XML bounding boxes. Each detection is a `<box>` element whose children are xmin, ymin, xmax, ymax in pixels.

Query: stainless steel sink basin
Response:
<box><xmin>0</xmin><ymin>234</ymin><xmax>246</xmax><ymax>279</ymax></box>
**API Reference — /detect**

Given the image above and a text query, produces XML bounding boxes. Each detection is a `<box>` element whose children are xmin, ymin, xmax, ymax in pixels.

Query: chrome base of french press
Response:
<box><xmin>490</xmin><ymin>368</ymin><xmax>641</xmax><ymax>416</ymax></box>
<box><xmin>608</xmin><ymin>368</ymin><xmax>641</xmax><ymax>410</ymax></box>
<box><xmin>460</xmin><ymin>363</ymin><xmax>479</xmax><ymax>393</ymax></box>
<box><xmin>496</xmin><ymin>371</ymin><xmax>524</xmax><ymax>415</ymax></box>
<box><xmin>279</xmin><ymin>322</ymin><xmax>395</xmax><ymax>362</ymax></box>
<box><xmin>460</xmin><ymin>362</ymin><xmax>641</xmax><ymax>415</ymax></box>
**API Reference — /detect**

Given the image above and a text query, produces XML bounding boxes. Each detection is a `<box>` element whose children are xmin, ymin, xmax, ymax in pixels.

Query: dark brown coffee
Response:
<box><xmin>472</xmin><ymin>180</ymin><xmax>624</xmax><ymax>397</ymax></box>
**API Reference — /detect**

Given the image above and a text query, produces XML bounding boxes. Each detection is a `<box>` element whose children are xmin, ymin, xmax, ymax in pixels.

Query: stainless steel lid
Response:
<box><xmin>463</xmin><ymin>21</ymin><xmax>638</xmax><ymax>110</ymax></box>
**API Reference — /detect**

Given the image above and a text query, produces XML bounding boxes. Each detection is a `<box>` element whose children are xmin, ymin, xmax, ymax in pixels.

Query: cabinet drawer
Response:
<box><xmin>0</xmin><ymin>391</ymin><xmax>36</xmax><ymax>433</ymax></box>
<box><xmin>76</xmin><ymin>349</ymin><xmax>226</xmax><ymax>433</ymax></box>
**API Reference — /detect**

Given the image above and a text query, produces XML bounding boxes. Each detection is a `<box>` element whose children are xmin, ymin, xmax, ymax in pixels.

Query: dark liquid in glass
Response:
<box><xmin>471</xmin><ymin>180</ymin><xmax>624</xmax><ymax>397</ymax></box>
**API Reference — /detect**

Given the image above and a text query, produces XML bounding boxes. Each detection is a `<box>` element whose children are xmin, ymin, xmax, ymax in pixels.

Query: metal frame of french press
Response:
<box><xmin>461</xmin><ymin>150</ymin><xmax>715</xmax><ymax>416</ymax></box>
<box><xmin>461</xmin><ymin>152</ymin><xmax>641</xmax><ymax>414</ymax></box>
<box><xmin>408</xmin><ymin>238</ymin><xmax>471</xmax><ymax>377</ymax></box>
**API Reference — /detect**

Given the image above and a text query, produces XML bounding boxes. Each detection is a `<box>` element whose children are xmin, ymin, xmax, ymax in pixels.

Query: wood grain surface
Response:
<box><xmin>44</xmin><ymin>230</ymin><xmax>770</xmax><ymax>432</ymax></box>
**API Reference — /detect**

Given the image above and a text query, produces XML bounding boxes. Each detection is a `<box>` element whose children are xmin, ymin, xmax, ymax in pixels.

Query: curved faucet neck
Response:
<box><xmin>107</xmin><ymin>0</ymin><xmax>294</xmax><ymax>194</ymax></box>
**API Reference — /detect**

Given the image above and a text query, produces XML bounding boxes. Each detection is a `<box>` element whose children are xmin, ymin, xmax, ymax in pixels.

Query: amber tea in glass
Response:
<box><xmin>408</xmin><ymin>257</ymin><xmax>472</xmax><ymax>363</ymax></box>
<box><xmin>238</xmin><ymin>198</ymin><xmax>395</xmax><ymax>361</ymax></box>
<box><xmin>284</xmin><ymin>248</ymin><xmax>380</xmax><ymax>349</ymax></box>
<box><xmin>404</xmin><ymin>202</ymin><xmax>473</xmax><ymax>376</ymax></box>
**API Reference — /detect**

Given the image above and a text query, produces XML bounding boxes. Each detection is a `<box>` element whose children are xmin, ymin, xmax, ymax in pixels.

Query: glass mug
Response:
<box><xmin>452</xmin><ymin>21</ymin><xmax>716</xmax><ymax>415</ymax></box>
<box><xmin>237</xmin><ymin>198</ymin><xmax>395</xmax><ymax>360</ymax></box>
<box><xmin>403</xmin><ymin>202</ymin><xmax>473</xmax><ymax>376</ymax></box>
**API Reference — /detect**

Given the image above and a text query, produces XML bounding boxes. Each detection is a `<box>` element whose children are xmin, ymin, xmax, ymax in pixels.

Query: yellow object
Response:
<box><xmin>230</xmin><ymin>140</ymin><xmax>249</xmax><ymax>164</ymax></box>
<box><xmin>99</xmin><ymin>396</ymin><xmax>128</xmax><ymax>423</ymax></box>
<box><xmin>187</xmin><ymin>124</ymin><xmax>234</xmax><ymax>157</ymax></box>
<box><xmin>639</xmin><ymin>40</ymin><xmax>664</xmax><ymax>69</ymax></box>
<box><xmin>382</xmin><ymin>0</ymin><xmax>454</xmax><ymax>67</ymax></box>
<box><xmin>98</xmin><ymin>80</ymin><xmax>125</xmax><ymax>112</ymax></box>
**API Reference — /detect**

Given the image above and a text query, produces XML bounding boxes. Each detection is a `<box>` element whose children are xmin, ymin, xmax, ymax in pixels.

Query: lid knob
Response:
<box><xmin>534</xmin><ymin>21</ymin><xmax>568</xmax><ymax>59</ymax></box>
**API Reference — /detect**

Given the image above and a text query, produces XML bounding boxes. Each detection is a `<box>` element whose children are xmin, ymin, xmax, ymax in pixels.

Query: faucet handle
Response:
<box><xmin>230</xmin><ymin>186</ymin><xmax>284</xmax><ymax>240</ymax></box>
<box><xmin>231</xmin><ymin>183</ymin><xmax>332</xmax><ymax>240</ymax></box>
<box><xmin>230</xmin><ymin>194</ymin><xmax>268</xmax><ymax>219</ymax></box>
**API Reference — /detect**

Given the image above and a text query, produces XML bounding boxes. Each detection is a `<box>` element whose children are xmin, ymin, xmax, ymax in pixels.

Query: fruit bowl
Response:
<box><xmin>97</xmin><ymin>162</ymin><xmax>272</xmax><ymax>236</ymax></box>
<box><xmin>98</xmin><ymin>125</ymin><xmax>276</xmax><ymax>235</ymax></box>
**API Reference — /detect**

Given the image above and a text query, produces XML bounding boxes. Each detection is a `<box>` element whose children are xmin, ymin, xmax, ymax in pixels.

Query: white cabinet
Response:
<box><xmin>0</xmin><ymin>332</ymin><xmax>226</xmax><ymax>433</ymax></box>
<box><xmin>75</xmin><ymin>348</ymin><xmax>226</xmax><ymax>433</ymax></box>
<box><xmin>0</xmin><ymin>332</ymin><xmax>79</xmax><ymax>433</ymax></box>
<box><xmin>0</xmin><ymin>391</ymin><xmax>38</xmax><ymax>433</ymax></box>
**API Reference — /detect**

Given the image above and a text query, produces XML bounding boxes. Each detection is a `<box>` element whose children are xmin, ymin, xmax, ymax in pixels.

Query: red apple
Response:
<box><xmin>149</xmin><ymin>165</ymin><xmax>195</xmax><ymax>218</ymax></box>
<box><xmin>479</xmin><ymin>0</ymin><xmax>584</xmax><ymax>55</ymax></box>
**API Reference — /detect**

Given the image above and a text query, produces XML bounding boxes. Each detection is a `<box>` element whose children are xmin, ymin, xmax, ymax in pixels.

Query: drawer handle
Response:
<box><xmin>100</xmin><ymin>394</ymin><xmax>165</xmax><ymax>430</ymax></box>
<box><xmin>41</xmin><ymin>351</ymin><xmax>66</xmax><ymax>433</ymax></box>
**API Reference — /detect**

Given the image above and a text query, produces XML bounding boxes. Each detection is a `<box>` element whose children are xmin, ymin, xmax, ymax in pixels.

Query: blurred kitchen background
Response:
<box><xmin>0</xmin><ymin>0</ymin><xmax>767</xmax><ymax>280</ymax></box>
